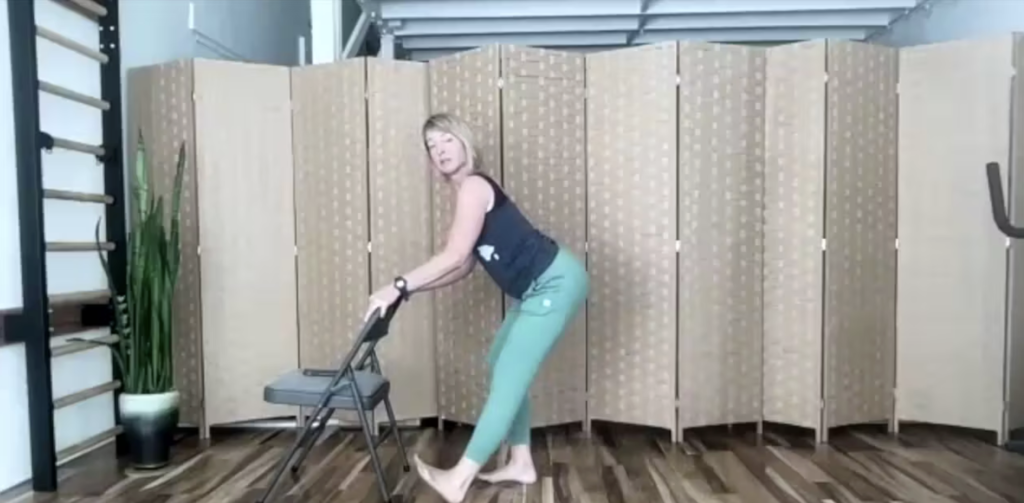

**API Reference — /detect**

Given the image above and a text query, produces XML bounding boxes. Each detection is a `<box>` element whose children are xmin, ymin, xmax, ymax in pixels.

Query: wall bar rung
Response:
<box><xmin>59</xmin><ymin>0</ymin><xmax>108</xmax><ymax>18</ymax></box>
<box><xmin>53</xmin><ymin>380</ymin><xmax>120</xmax><ymax>410</ymax></box>
<box><xmin>48</xmin><ymin>289</ymin><xmax>110</xmax><ymax>306</ymax></box>
<box><xmin>47</xmin><ymin>135</ymin><xmax>105</xmax><ymax>156</ymax></box>
<box><xmin>55</xmin><ymin>425</ymin><xmax>122</xmax><ymax>463</ymax></box>
<box><xmin>35</xmin><ymin>25</ymin><xmax>108</xmax><ymax>64</ymax></box>
<box><xmin>43</xmin><ymin>188</ymin><xmax>113</xmax><ymax>204</ymax></box>
<box><xmin>39</xmin><ymin>81</ymin><xmax>110</xmax><ymax>110</ymax></box>
<box><xmin>46</xmin><ymin>241</ymin><xmax>115</xmax><ymax>252</ymax></box>
<box><xmin>52</xmin><ymin>334</ymin><xmax>118</xmax><ymax>358</ymax></box>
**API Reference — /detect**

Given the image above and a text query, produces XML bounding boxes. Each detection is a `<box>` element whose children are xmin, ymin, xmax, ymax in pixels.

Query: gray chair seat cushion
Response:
<box><xmin>264</xmin><ymin>369</ymin><xmax>390</xmax><ymax>410</ymax></box>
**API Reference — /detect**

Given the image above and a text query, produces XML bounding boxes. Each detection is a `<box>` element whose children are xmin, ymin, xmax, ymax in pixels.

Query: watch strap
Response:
<box><xmin>393</xmin><ymin>276</ymin><xmax>411</xmax><ymax>300</ymax></box>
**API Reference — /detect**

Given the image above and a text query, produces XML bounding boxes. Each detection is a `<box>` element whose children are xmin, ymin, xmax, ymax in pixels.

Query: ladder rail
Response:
<box><xmin>7</xmin><ymin>0</ymin><xmax>57</xmax><ymax>491</ymax></box>
<box><xmin>5</xmin><ymin>0</ymin><xmax>127</xmax><ymax>493</ymax></box>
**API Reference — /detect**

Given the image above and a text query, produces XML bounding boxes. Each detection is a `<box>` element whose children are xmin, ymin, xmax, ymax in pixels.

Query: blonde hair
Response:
<box><xmin>422</xmin><ymin>112</ymin><xmax>480</xmax><ymax>172</ymax></box>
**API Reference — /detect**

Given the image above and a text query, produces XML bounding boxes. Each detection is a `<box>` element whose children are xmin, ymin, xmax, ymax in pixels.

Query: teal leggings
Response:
<box><xmin>464</xmin><ymin>247</ymin><xmax>589</xmax><ymax>464</ymax></box>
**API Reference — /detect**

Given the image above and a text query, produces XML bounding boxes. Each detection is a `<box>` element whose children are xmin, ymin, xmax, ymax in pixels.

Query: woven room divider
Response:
<box><xmin>126</xmin><ymin>33</ymin><xmax>1024</xmax><ymax>445</ymax></box>
<box><xmin>896</xmin><ymin>34</ymin><xmax>1024</xmax><ymax>445</ymax></box>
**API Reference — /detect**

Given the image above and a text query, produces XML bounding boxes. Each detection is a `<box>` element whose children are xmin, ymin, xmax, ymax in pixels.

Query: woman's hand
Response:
<box><xmin>365</xmin><ymin>284</ymin><xmax>401</xmax><ymax>321</ymax></box>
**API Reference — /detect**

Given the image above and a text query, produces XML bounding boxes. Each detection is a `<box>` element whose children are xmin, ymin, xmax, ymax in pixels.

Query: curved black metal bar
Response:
<box><xmin>986</xmin><ymin>162</ymin><xmax>1024</xmax><ymax>238</ymax></box>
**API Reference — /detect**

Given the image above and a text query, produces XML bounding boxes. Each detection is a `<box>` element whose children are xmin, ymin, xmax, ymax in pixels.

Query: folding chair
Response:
<box><xmin>256</xmin><ymin>301</ymin><xmax>410</xmax><ymax>503</ymax></box>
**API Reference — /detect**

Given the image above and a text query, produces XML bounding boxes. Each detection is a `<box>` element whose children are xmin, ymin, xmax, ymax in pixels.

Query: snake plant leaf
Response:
<box><xmin>94</xmin><ymin>130</ymin><xmax>187</xmax><ymax>395</ymax></box>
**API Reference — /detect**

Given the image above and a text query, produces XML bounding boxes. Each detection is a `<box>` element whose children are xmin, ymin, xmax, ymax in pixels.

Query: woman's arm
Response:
<box><xmin>396</xmin><ymin>176</ymin><xmax>490</xmax><ymax>294</ymax></box>
<box><xmin>416</xmin><ymin>254</ymin><xmax>476</xmax><ymax>292</ymax></box>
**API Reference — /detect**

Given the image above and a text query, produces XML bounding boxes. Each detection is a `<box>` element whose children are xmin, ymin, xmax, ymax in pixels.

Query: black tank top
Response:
<box><xmin>469</xmin><ymin>173</ymin><xmax>559</xmax><ymax>299</ymax></box>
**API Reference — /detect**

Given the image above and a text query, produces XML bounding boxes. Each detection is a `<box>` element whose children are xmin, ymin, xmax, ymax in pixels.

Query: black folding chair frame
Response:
<box><xmin>256</xmin><ymin>301</ymin><xmax>410</xmax><ymax>502</ymax></box>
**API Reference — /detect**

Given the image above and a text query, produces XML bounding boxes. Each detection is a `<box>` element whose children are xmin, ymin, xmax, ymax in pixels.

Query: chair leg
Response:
<box><xmin>355</xmin><ymin>399</ymin><xmax>391</xmax><ymax>502</ymax></box>
<box><xmin>382</xmin><ymin>395</ymin><xmax>410</xmax><ymax>472</ymax></box>
<box><xmin>257</xmin><ymin>404</ymin><xmax>327</xmax><ymax>503</ymax></box>
<box><xmin>291</xmin><ymin>408</ymin><xmax>335</xmax><ymax>474</ymax></box>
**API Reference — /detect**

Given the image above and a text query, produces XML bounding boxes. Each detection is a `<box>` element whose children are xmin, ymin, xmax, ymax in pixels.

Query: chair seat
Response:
<box><xmin>264</xmin><ymin>369</ymin><xmax>390</xmax><ymax>410</ymax></box>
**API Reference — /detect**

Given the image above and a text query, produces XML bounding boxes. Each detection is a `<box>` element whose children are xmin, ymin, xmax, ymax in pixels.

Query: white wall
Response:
<box><xmin>0</xmin><ymin>0</ymin><xmax>309</xmax><ymax>493</ymax></box>
<box><xmin>870</xmin><ymin>0</ymin><xmax>1024</xmax><ymax>46</ymax></box>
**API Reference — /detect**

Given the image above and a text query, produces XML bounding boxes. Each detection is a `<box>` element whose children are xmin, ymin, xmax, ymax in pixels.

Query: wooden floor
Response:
<box><xmin>4</xmin><ymin>421</ymin><xmax>1024</xmax><ymax>503</ymax></box>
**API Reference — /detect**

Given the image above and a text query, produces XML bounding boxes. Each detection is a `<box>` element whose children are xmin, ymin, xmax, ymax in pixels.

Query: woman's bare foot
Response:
<box><xmin>477</xmin><ymin>461</ymin><xmax>537</xmax><ymax>485</ymax></box>
<box><xmin>477</xmin><ymin>445</ymin><xmax>537</xmax><ymax>485</ymax></box>
<box><xmin>413</xmin><ymin>454</ymin><xmax>473</xmax><ymax>503</ymax></box>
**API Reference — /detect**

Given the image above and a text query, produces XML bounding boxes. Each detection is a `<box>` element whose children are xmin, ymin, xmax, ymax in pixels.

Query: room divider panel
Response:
<box><xmin>125</xmin><ymin>60</ymin><xmax>204</xmax><ymax>430</ymax></box>
<box><xmin>763</xmin><ymin>40</ymin><xmax>898</xmax><ymax>442</ymax></box>
<box><xmin>291</xmin><ymin>59</ymin><xmax>369</xmax><ymax>373</ymax></box>
<box><xmin>291</xmin><ymin>58</ymin><xmax>437</xmax><ymax>423</ymax></box>
<box><xmin>896</xmin><ymin>34</ymin><xmax>1024</xmax><ymax>443</ymax></box>
<box><xmin>821</xmin><ymin>41</ymin><xmax>898</xmax><ymax>434</ymax></box>
<box><xmin>763</xmin><ymin>40</ymin><xmax>827</xmax><ymax>437</ymax></box>
<box><xmin>500</xmin><ymin>45</ymin><xmax>587</xmax><ymax>427</ymax></box>
<box><xmin>428</xmin><ymin>46</ymin><xmax>505</xmax><ymax>426</ymax></box>
<box><xmin>366</xmin><ymin>59</ymin><xmax>436</xmax><ymax>421</ymax></box>
<box><xmin>128</xmin><ymin>59</ymin><xmax>300</xmax><ymax>433</ymax></box>
<box><xmin>1009</xmin><ymin>36</ymin><xmax>1024</xmax><ymax>442</ymax></box>
<box><xmin>585</xmin><ymin>42</ymin><xmax>678</xmax><ymax>435</ymax></box>
<box><xmin>192</xmin><ymin>61</ymin><xmax>299</xmax><ymax>428</ymax></box>
<box><xmin>676</xmin><ymin>41</ymin><xmax>766</xmax><ymax>433</ymax></box>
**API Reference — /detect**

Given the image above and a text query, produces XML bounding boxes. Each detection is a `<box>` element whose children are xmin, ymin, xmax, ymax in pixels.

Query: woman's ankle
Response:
<box><xmin>507</xmin><ymin>445</ymin><xmax>534</xmax><ymax>466</ymax></box>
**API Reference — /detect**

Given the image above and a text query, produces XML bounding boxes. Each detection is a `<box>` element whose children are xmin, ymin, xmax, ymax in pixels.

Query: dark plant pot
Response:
<box><xmin>119</xmin><ymin>391</ymin><xmax>180</xmax><ymax>470</ymax></box>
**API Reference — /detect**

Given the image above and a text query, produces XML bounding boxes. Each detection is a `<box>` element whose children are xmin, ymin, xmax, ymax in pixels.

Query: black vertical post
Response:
<box><xmin>7</xmin><ymin>0</ymin><xmax>57</xmax><ymax>492</ymax></box>
<box><xmin>99</xmin><ymin>0</ymin><xmax>127</xmax><ymax>455</ymax></box>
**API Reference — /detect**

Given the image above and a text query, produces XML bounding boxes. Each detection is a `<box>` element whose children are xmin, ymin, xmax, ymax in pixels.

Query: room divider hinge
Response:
<box><xmin>823</xmin><ymin>73</ymin><xmax>829</xmax><ymax>83</ymax></box>
<box><xmin>821</xmin><ymin>238</ymin><xmax>826</xmax><ymax>251</ymax></box>
<box><xmin>367</xmin><ymin>241</ymin><xmax>372</xmax><ymax>253</ymax></box>
<box><xmin>197</xmin><ymin>245</ymin><xmax>201</xmax><ymax>256</ymax></box>
<box><xmin>675</xmin><ymin>240</ymin><xmax>680</xmax><ymax>252</ymax></box>
<box><xmin>675</xmin><ymin>74</ymin><xmax>681</xmax><ymax>86</ymax></box>
<box><xmin>1007</xmin><ymin>237</ymin><xmax>1012</xmax><ymax>249</ymax></box>
<box><xmin>895</xmin><ymin>238</ymin><xmax>899</xmax><ymax>250</ymax></box>
<box><xmin>294</xmin><ymin>246</ymin><xmax>298</xmax><ymax>257</ymax></box>
<box><xmin>820</xmin><ymin>399</ymin><xmax>825</xmax><ymax>410</ymax></box>
<box><xmin>584</xmin><ymin>241</ymin><xmax>588</xmax><ymax>252</ymax></box>
<box><xmin>497</xmin><ymin>78</ymin><xmax>504</xmax><ymax>89</ymax></box>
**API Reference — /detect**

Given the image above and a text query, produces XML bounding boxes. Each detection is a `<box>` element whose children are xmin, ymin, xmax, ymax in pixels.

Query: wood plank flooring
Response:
<box><xmin>4</xmin><ymin>422</ymin><xmax>1024</xmax><ymax>503</ymax></box>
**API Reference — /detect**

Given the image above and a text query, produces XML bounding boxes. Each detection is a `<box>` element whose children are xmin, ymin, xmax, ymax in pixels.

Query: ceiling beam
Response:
<box><xmin>401</xmin><ymin>32</ymin><xmax>631</xmax><ymax>50</ymax></box>
<box><xmin>379</xmin><ymin>0</ymin><xmax>917</xmax><ymax>20</ymax></box>
<box><xmin>646</xmin><ymin>0</ymin><xmax>918</xmax><ymax>15</ymax></box>
<box><xmin>390</xmin><ymin>16</ymin><xmax>640</xmax><ymax>37</ymax></box>
<box><xmin>644</xmin><ymin>10</ymin><xmax>897</xmax><ymax>30</ymax></box>
<box><xmin>635</xmin><ymin>26</ymin><xmax>873</xmax><ymax>43</ymax></box>
<box><xmin>380</xmin><ymin>0</ymin><xmax>638</xmax><ymax>19</ymax></box>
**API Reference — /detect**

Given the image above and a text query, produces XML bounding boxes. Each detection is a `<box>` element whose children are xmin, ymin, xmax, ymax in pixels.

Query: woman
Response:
<box><xmin>364</xmin><ymin>113</ymin><xmax>589</xmax><ymax>502</ymax></box>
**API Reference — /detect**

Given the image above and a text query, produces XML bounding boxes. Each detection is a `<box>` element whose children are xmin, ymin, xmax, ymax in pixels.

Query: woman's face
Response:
<box><xmin>424</xmin><ymin>129</ymin><xmax>467</xmax><ymax>176</ymax></box>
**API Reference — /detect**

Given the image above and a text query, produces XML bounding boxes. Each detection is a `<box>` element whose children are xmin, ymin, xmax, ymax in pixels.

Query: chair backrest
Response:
<box><xmin>331</xmin><ymin>299</ymin><xmax>404</xmax><ymax>377</ymax></box>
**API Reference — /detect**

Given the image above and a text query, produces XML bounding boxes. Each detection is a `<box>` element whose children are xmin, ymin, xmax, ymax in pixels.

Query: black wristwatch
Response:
<box><xmin>393</xmin><ymin>276</ymin><xmax>410</xmax><ymax>300</ymax></box>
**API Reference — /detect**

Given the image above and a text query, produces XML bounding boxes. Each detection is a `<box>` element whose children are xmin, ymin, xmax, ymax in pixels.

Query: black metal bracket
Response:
<box><xmin>95</xmin><ymin>144</ymin><xmax>119</xmax><ymax>165</ymax></box>
<box><xmin>37</xmin><ymin>131</ymin><xmax>53</xmax><ymax>151</ymax></box>
<box><xmin>2</xmin><ymin>313</ymin><xmax>26</xmax><ymax>345</ymax></box>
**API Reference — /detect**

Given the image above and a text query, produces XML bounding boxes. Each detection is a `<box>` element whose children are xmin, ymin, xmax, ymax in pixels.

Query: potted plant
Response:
<box><xmin>91</xmin><ymin>130</ymin><xmax>186</xmax><ymax>469</ymax></box>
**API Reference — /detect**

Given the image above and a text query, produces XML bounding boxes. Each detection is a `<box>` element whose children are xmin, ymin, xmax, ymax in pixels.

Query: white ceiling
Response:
<box><xmin>364</xmin><ymin>0</ymin><xmax>922</xmax><ymax>60</ymax></box>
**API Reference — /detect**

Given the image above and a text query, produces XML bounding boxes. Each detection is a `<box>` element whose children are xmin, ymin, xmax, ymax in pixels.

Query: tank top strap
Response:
<box><xmin>470</xmin><ymin>172</ymin><xmax>508</xmax><ymax>209</ymax></box>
